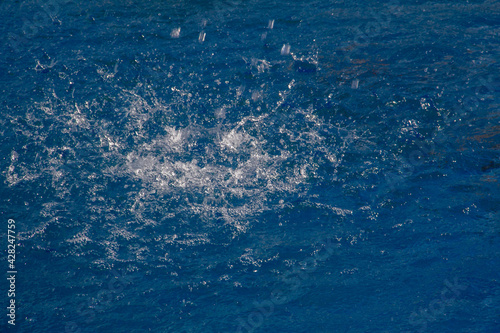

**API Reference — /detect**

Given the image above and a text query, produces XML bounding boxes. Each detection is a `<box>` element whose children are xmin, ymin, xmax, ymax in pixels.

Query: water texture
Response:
<box><xmin>0</xmin><ymin>0</ymin><xmax>499</xmax><ymax>332</ymax></box>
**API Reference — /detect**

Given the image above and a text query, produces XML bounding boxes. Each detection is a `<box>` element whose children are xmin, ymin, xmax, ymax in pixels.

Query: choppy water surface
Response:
<box><xmin>1</xmin><ymin>0</ymin><xmax>499</xmax><ymax>332</ymax></box>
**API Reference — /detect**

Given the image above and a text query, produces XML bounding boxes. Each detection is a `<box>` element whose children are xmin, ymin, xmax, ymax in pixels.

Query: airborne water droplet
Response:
<box><xmin>281</xmin><ymin>44</ymin><xmax>290</xmax><ymax>55</ymax></box>
<box><xmin>170</xmin><ymin>27</ymin><xmax>181</xmax><ymax>38</ymax></box>
<box><xmin>199</xmin><ymin>31</ymin><xmax>206</xmax><ymax>43</ymax></box>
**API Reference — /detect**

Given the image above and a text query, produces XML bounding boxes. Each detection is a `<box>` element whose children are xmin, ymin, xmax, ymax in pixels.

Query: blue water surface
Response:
<box><xmin>1</xmin><ymin>0</ymin><xmax>499</xmax><ymax>332</ymax></box>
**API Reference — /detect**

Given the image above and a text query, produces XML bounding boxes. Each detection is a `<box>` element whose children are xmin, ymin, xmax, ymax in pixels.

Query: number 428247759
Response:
<box><xmin>8</xmin><ymin>219</ymin><xmax>15</xmax><ymax>269</ymax></box>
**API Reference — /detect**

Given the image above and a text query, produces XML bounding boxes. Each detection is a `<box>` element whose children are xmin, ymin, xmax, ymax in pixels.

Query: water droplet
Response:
<box><xmin>199</xmin><ymin>31</ymin><xmax>206</xmax><ymax>43</ymax></box>
<box><xmin>170</xmin><ymin>27</ymin><xmax>181</xmax><ymax>38</ymax></box>
<box><xmin>280</xmin><ymin>44</ymin><xmax>290</xmax><ymax>55</ymax></box>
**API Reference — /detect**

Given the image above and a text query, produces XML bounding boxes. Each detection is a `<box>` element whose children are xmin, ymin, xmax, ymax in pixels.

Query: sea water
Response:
<box><xmin>0</xmin><ymin>0</ymin><xmax>499</xmax><ymax>332</ymax></box>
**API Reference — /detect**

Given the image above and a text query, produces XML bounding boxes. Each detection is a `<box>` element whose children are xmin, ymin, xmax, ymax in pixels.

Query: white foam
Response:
<box><xmin>9</xmin><ymin>66</ymin><xmax>357</xmax><ymax>265</ymax></box>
